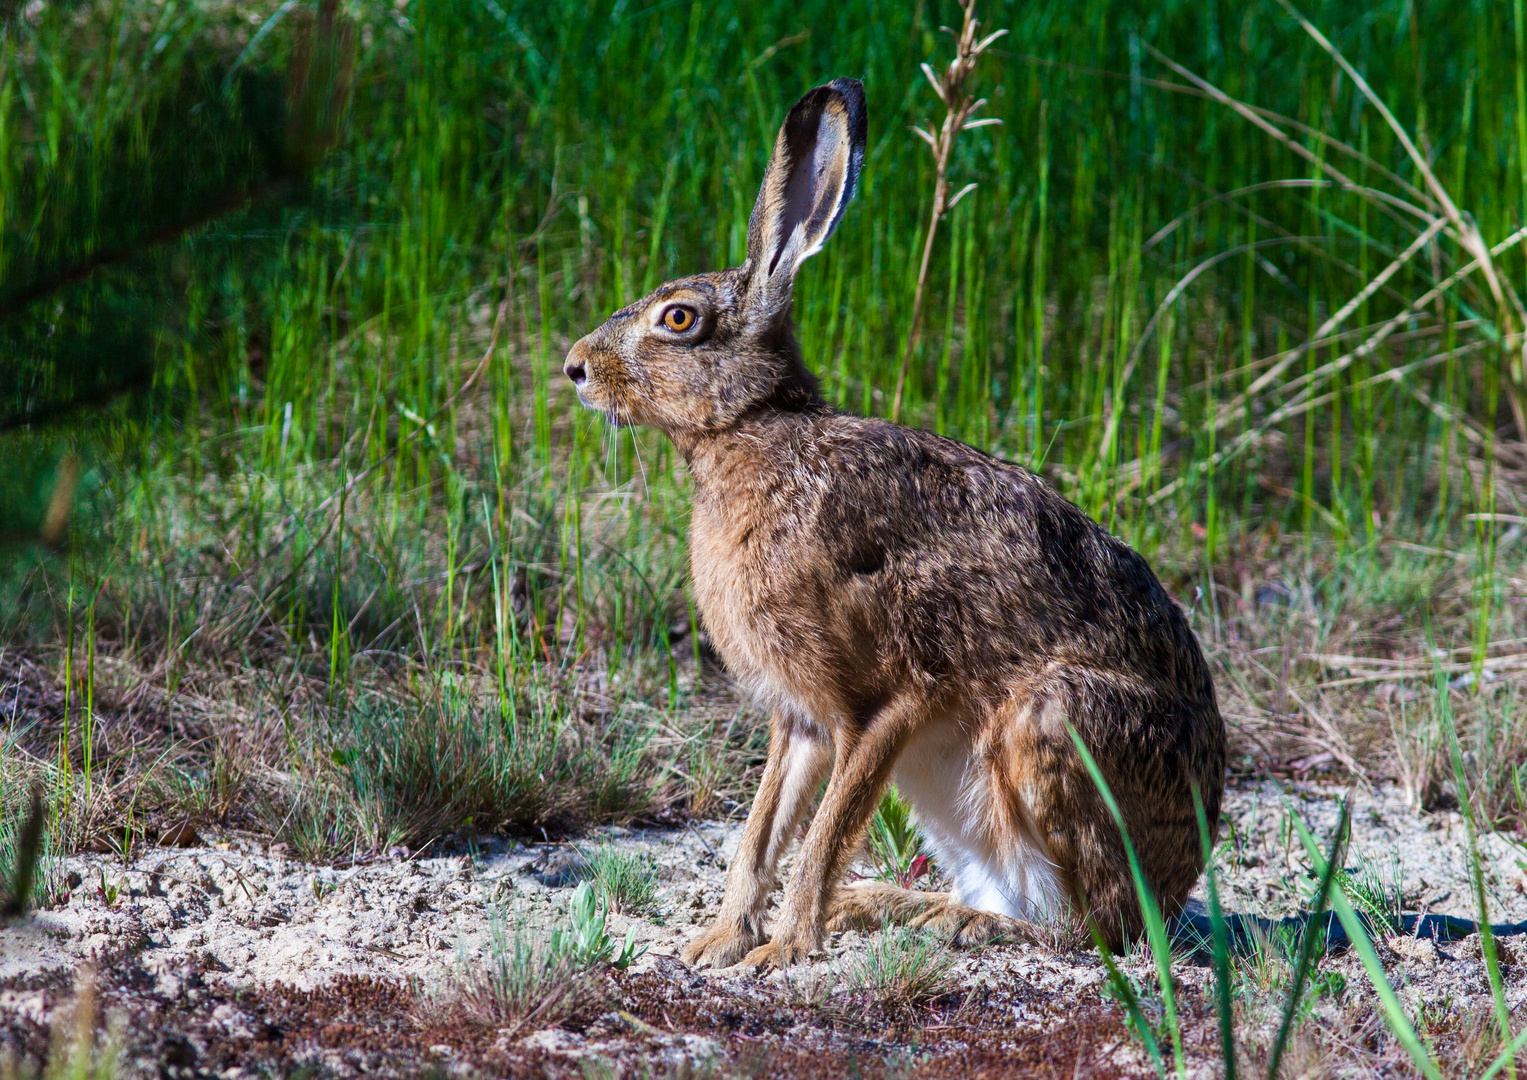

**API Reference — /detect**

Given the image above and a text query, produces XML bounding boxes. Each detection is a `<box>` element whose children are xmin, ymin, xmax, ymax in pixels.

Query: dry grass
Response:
<box><xmin>1</xmin><ymin>585</ymin><xmax>767</xmax><ymax>872</ymax></box>
<box><xmin>1184</xmin><ymin>528</ymin><xmax>1527</xmax><ymax>834</ymax></box>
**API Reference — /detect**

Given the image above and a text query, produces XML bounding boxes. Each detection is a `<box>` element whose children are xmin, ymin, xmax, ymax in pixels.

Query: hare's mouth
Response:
<box><xmin>599</xmin><ymin>399</ymin><xmax>633</xmax><ymax>427</ymax></box>
<box><xmin>563</xmin><ymin>344</ymin><xmax>641</xmax><ymax>428</ymax></box>
<box><xmin>572</xmin><ymin>384</ymin><xmax>630</xmax><ymax>427</ymax></box>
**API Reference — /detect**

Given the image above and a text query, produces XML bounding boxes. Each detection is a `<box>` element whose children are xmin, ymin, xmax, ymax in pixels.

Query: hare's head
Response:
<box><xmin>565</xmin><ymin>78</ymin><xmax>866</xmax><ymax>438</ymax></box>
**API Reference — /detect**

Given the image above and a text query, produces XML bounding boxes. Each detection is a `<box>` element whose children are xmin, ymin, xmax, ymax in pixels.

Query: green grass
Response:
<box><xmin>432</xmin><ymin>881</ymin><xmax>646</xmax><ymax>1033</ymax></box>
<box><xmin>0</xmin><ymin>794</ymin><xmax>59</xmax><ymax>914</ymax></box>
<box><xmin>4</xmin><ymin>0</ymin><xmax>1524</xmax><ymax>651</ymax></box>
<box><xmin>433</xmin><ymin>900</ymin><xmax>604</xmax><ymax>1033</ymax></box>
<box><xmin>1079</xmin><ymin>742</ymin><xmax>1527</xmax><ymax>1080</ymax></box>
<box><xmin>1</xmin><ymin>734</ymin><xmax>69</xmax><ymax>911</ymax></box>
<box><xmin>0</xmin><ymin>0</ymin><xmax>1522</xmax><ymax>831</ymax></box>
<box><xmin>581</xmin><ymin>841</ymin><xmax>663</xmax><ymax>917</ymax></box>
<box><xmin>841</xmin><ymin>923</ymin><xmax>958</xmax><ymax>1007</ymax></box>
<box><xmin>866</xmin><ymin>785</ymin><xmax>931</xmax><ymax>889</ymax></box>
<box><xmin>1328</xmin><ymin>849</ymin><xmax>1404</xmax><ymax>937</ymax></box>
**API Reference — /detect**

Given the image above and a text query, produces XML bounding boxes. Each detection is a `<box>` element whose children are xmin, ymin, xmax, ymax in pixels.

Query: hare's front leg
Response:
<box><xmin>682</xmin><ymin>714</ymin><xmax>831</xmax><ymax>969</ymax></box>
<box><xmin>743</xmin><ymin>696</ymin><xmax>926</xmax><ymax>970</ymax></box>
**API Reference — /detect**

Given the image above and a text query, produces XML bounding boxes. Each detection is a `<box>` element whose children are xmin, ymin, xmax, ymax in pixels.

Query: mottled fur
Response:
<box><xmin>564</xmin><ymin>79</ymin><xmax>1225</xmax><ymax>969</ymax></box>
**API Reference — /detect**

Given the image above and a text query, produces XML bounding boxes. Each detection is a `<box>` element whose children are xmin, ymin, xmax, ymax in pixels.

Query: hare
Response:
<box><xmin>564</xmin><ymin>78</ymin><xmax>1224</xmax><ymax>970</ymax></box>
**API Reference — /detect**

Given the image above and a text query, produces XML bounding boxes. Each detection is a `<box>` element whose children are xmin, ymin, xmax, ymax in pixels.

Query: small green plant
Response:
<box><xmin>841</xmin><ymin>923</ymin><xmax>956</xmax><ymax>1007</ymax></box>
<box><xmin>94</xmin><ymin>870</ymin><xmax>121</xmax><ymax>910</ymax></box>
<box><xmin>1309</xmin><ymin>969</ymin><xmax>1347</xmax><ymax>1001</ymax></box>
<box><xmin>581</xmin><ymin>842</ymin><xmax>661</xmax><ymax>917</ymax></box>
<box><xmin>1231</xmin><ymin>924</ymin><xmax>1296</xmax><ymax>1005</ymax></box>
<box><xmin>1320</xmin><ymin>850</ymin><xmax>1403</xmax><ymax>937</ymax></box>
<box><xmin>278</xmin><ymin>782</ymin><xmax>368</xmax><ymax>864</ymax></box>
<box><xmin>553</xmin><ymin>881</ymin><xmax>645</xmax><ymax>971</ymax></box>
<box><xmin>867</xmin><ymin>786</ymin><xmax>932</xmax><ymax>889</ymax></box>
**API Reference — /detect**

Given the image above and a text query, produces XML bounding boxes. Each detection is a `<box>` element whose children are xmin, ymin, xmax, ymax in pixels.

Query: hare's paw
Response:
<box><xmin>946</xmin><ymin>910</ymin><xmax>1036</xmax><ymax>948</ymax></box>
<box><xmin>741</xmin><ymin>934</ymin><xmax>815</xmax><ymax>972</ymax></box>
<box><xmin>682</xmin><ymin>919</ymin><xmax>764</xmax><ymax>969</ymax></box>
<box><xmin>826</xmin><ymin>882</ymin><xmax>949</xmax><ymax>932</ymax></box>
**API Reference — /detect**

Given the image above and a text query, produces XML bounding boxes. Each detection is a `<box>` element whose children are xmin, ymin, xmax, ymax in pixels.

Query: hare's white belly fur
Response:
<box><xmin>894</xmin><ymin>717</ymin><xmax>1065</xmax><ymax>921</ymax></box>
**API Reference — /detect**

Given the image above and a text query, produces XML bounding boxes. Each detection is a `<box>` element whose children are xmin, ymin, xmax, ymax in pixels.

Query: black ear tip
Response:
<box><xmin>786</xmin><ymin>79</ymin><xmax>868</xmax><ymax>150</ymax></box>
<box><xmin>826</xmin><ymin>76</ymin><xmax>865</xmax><ymax>102</ymax></box>
<box><xmin>825</xmin><ymin>78</ymin><xmax>868</xmax><ymax>146</ymax></box>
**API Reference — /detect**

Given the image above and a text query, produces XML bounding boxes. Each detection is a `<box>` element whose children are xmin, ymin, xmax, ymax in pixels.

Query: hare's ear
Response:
<box><xmin>745</xmin><ymin>77</ymin><xmax>866</xmax><ymax>318</ymax></box>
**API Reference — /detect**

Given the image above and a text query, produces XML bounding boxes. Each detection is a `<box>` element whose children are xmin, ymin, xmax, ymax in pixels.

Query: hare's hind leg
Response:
<box><xmin>827</xmin><ymin>881</ymin><xmax>1046</xmax><ymax>947</ymax></box>
<box><xmin>1017</xmin><ymin>667</ymin><xmax>1221</xmax><ymax>951</ymax></box>
<box><xmin>826</xmin><ymin>880</ymin><xmax>949</xmax><ymax>931</ymax></box>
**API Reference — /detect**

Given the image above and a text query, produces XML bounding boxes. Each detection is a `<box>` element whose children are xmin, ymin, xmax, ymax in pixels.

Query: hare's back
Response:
<box><xmin>815</xmin><ymin>416</ymin><xmax>1200</xmax><ymax>681</ymax></box>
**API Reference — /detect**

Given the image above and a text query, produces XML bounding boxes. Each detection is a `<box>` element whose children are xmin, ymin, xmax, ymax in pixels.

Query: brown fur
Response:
<box><xmin>825</xmin><ymin>881</ymin><xmax>1042</xmax><ymax>947</ymax></box>
<box><xmin>564</xmin><ymin>79</ymin><xmax>1225</xmax><ymax>969</ymax></box>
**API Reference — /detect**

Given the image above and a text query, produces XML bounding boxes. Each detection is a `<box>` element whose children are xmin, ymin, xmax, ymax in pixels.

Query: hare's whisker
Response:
<box><xmin>627</xmin><ymin>424</ymin><xmax>650</xmax><ymax>497</ymax></box>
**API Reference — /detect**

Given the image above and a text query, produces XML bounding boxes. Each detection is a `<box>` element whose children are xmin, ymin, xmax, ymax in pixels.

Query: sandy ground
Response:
<box><xmin>3</xmin><ymin>779</ymin><xmax>1527</xmax><ymax>1076</ymax></box>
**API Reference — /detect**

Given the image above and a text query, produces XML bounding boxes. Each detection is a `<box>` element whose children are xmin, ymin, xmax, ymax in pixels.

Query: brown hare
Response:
<box><xmin>564</xmin><ymin>78</ymin><xmax>1225</xmax><ymax>970</ymax></box>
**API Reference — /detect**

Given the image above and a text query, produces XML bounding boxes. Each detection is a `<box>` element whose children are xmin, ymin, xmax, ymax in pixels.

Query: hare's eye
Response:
<box><xmin>662</xmin><ymin>305</ymin><xmax>696</xmax><ymax>332</ymax></box>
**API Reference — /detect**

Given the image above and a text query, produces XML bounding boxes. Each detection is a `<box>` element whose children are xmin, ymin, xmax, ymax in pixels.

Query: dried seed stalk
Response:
<box><xmin>889</xmin><ymin>1</ymin><xmax>1006</xmax><ymax>423</ymax></box>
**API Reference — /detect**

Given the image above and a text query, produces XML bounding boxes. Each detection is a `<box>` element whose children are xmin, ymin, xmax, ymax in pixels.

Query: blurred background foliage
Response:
<box><xmin>0</xmin><ymin>0</ymin><xmax>351</xmax><ymax>536</ymax></box>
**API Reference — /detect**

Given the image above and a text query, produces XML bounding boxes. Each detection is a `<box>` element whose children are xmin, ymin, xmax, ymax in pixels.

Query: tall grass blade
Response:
<box><xmin>1437</xmin><ymin>667</ymin><xmax>1517</xmax><ymax>1080</ymax></box>
<box><xmin>1192</xmin><ymin>784</ymin><xmax>1235</xmax><ymax>1080</ymax></box>
<box><xmin>1291</xmin><ymin>814</ymin><xmax>1441</xmax><ymax>1080</ymax></box>
<box><xmin>1067</xmin><ymin>722</ymin><xmax>1183</xmax><ymax>1079</ymax></box>
<box><xmin>1273</xmin><ymin>0</ymin><xmax>1526</xmax><ymax>443</ymax></box>
<box><xmin>1481</xmin><ymin>1025</ymin><xmax>1527</xmax><ymax>1080</ymax></box>
<box><xmin>1264</xmin><ymin>800</ymin><xmax>1347</xmax><ymax>1080</ymax></box>
<box><xmin>1085</xmin><ymin>912</ymin><xmax>1165</xmax><ymax>1075</ymax></box>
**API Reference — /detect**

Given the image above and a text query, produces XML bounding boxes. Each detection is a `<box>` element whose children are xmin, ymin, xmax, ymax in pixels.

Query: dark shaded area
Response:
<box><xmin>1171</xmin><ymin>900</ymin><xmax>1527</xmax><ymax>959</ymax></box>
<box><xmin>0</xmin><ymin>2</ymin><xmax>352</xmax><ymax>544</ymax></box>
<box><xmin>0</xmin><ymin>7</ymin><xmax>352</xmax><ymax>423</ymax></box>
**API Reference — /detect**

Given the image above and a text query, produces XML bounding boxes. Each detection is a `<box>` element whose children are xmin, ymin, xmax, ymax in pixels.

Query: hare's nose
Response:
<box><xmin>564</xmin><ymin>355</ymin><xmax>587</xmax><ymax>388</ymax></box>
